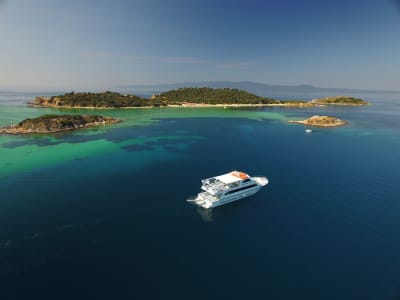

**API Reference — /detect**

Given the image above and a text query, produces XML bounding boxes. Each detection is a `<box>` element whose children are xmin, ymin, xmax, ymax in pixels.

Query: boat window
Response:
<box><xmin>225</xmin><ymin>184</ymin><xmax>258</xmax><ymax>195</ymax></box>
<box><xmin>230</xmin><ymin>182</ymin><xmax>240</xmax><ymax>188</ymax></box>
<box><xmin>242</xmin><ymin>179</ymin><xmax>250</xmax><ymax>183</ymax></box>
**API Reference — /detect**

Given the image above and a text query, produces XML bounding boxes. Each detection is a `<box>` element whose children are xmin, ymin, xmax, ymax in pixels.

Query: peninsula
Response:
<box><xmin>288</xmin><ymin>115</ymin><xmax>347</xmax><ymax>127</ymax></box>
<box><xmin>29</xmin><ymin>89</ymin><xmax>368</xmax><ymax>108</ymax></box>
<box><xmin>0</xmin><ymin>114</ymin><xmax>121</xmax><ymax>135</ymax></box>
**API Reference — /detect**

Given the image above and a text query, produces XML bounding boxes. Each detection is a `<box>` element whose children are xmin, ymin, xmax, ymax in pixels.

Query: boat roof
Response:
<box><xmin>215</xmin><ymin>171</ymin><xmax>249</xmax><ymax>184</ymax></box>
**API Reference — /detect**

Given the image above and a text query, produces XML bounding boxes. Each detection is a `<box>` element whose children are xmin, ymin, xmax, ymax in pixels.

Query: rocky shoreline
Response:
<box><xmin>288</xmin><ymin>115</ymin><xmax>347</xmax><ymax>127</ymax></box>
<box><xmin>0</xmin><ymin>114</ymin><xmax>121</xmax><ymax>135</ymax></box>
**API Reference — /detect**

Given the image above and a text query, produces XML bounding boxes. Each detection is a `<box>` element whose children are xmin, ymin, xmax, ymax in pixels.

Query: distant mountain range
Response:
<box><xmin>118</xmin><ymin>81</ymin><xmax>400</xmax><ymax>98</ymax></box>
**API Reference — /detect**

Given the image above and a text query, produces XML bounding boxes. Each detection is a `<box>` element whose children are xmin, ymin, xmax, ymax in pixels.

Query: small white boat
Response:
<box><xmin>188</xmin><ymin>170</ymin><xmax>268</xmax><ymax>209</ymax></box>
<box><xmin>305</xmin><ymin>129</ymin><xmax>312</xmax><ymax>133</ymax></box>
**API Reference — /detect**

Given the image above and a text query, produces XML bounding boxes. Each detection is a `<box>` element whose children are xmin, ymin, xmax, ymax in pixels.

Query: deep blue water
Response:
<box><xmin>1</xmin><ymin>92</ymin><xmax>400</xmax><ymax>299</ymax></box>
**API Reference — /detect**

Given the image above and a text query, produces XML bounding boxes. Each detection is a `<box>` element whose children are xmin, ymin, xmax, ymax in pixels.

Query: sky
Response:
<box><xmin>0</xmin><ymin>0</ymin><xmax>399</xmax><ymax>90</ymax></box>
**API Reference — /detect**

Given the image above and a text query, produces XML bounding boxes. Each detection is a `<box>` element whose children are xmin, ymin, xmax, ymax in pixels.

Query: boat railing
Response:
<box><xmin>198</xmin><ymin>192</ymin><xmax>217</xmax><ymax>202</ymax></box>
<box><xmin>202</xmin><ymin>182</ymin><xmax>226</xmax><ymax>194</ymax></box>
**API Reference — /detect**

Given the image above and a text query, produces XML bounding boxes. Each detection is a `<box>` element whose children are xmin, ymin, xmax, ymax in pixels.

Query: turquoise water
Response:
<box><xmin>1</xmin><ymin>92</ymin><xmax>400</xmax><ymax>299</ymax></box>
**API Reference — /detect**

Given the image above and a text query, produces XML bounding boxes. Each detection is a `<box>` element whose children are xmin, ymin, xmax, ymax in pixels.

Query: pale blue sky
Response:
<box><xmin>0</xmin><ymin>0</ymin><xmax>399</xmax><ymax>90</ymax></box>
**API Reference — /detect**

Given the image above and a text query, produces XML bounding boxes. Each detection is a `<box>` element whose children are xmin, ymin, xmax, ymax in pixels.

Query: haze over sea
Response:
<box><xmin>1</xmin><ymin>89</ymin><xmax>400</xmax><ymax>299</ymax></box>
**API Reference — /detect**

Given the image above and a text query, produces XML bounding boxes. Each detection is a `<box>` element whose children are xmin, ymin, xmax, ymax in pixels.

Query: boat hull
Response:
<box><xmin>193</xmin><ymin>185</ymin><xmax>262</xmax><ymax>209</ymax></box>
<box><xmin>210</xmin><ymin>185</ymin><xmax>261</xmax><ymax>208</ymax></box>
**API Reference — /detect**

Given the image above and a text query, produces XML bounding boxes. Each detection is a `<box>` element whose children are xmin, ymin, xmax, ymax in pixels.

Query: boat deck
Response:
<box><xmin>197</xmin><ymin>192</ymin><xmax>217</xmax><ymax>202</ymax></box>
<box><xmin>192</xmin><ymin>192</ymin><xmax>218</xmax><ymax>208</ymax></box>
<box><xmin>201</xmin><ymin>182</ymin><xmax>226</xmax><ymax>194</ymax></box>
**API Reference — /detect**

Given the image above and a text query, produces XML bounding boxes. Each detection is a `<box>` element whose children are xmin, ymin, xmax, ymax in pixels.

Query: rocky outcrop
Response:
<box><xmin>288</xmin><ymin>115</ymin><xmax>346</xmax><ymax>127</ymax></box>
<box><xmin>0</xmin><ymin>114</ymin><xmax>121</xmax><ymax>134</ymax></box>
<box><xmin>30</xmin><ymin>96</ymin><xmax>60</xmax><ymax>107</ymax></box>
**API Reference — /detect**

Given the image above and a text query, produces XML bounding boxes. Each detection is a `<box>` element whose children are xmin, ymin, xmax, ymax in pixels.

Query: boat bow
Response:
<box><xmin>252</xmin><ymin>176</ymin><xmax>269</xmax><ymax>186</ymax></box>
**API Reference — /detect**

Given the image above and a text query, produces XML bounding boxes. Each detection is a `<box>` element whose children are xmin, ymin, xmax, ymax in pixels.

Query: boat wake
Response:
<box><xmin>186</xmin><ymin>195</ymin><xmax>198</xmax><ymax>203</ymax></box>
<box><xmin>186</xmin><ymin>195</ymin><xmax>213</xmax><ymax>221</ymax></box>
<box><xmin>196</xmin><ymin>206</ymin><xmax>213</xmax><ymax>222</ymax></box>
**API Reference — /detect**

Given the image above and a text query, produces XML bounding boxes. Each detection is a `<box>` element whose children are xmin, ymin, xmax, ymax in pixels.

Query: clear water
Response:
<box><xmin>1</xmin><ymin>91</ymin><xmax>400</xmax><ymax>299</ymax></box>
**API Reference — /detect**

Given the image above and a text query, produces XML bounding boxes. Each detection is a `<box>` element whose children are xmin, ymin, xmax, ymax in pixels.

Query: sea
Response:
<box><xmin>0</xmin><ymin>90</ymin><xmax>400</xmax><ymax>300</ymax></box>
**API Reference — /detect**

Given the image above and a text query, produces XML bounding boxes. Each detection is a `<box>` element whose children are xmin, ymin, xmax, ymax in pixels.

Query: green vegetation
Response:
<box><xmin>30</xmin><ymin>89</ymin><xmax>368</xmax><ymax>108</ymax></box>
<box><xmin>0</xmin><ymin>114</ymin><xmax>121</xmax><ymax>134</ymax></box>
<box><xmin>313</xmin><ymin>96</ymin><xmax>368</xmax><ymax>105</ymax></box>
<box><xmin>31</xmin><ymin>89</ymin><xmax>277</xmax><ymax>107</ymax></box>
<box><xmin>158</xmin><ymin>87</ymin><xmax>276</xmax><ymax>104</ymax></box>
<box><xmin>32</xmin><ymin>91</ymin><xmax>164</xmax><ymax>108</ymax></box>
<box><xmin>18</xmin><ymin>114</ymin><xmax>120</xmax><ymax>130</ymax></box>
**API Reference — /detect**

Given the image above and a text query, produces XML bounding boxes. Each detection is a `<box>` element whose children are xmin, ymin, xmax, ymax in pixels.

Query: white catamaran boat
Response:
<box><xmin>188</xmin><ymin>171</ymin><xmax>269</xmax><ymax>209</ymax></box>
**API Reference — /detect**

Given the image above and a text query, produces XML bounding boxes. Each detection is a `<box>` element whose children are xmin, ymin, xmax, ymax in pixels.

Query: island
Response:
<box><xmin>155</xmin><ymin>87</ymin><xmax>276</xmax><ymax>105</ymax></box>
<box><xmin>311</xmin><ymin>96</ymin><xmax>368</xmax><ymax>106</ymax></box>
<box><xmin>29</xmin><ymin>89</ymin><xmax>276</xmax><ymax>108</ymax></box>
<box><xmin>29</xmin><ymin>89</ymin><xmax>369</xmax><ymax>108</ymax></box>
<box><xmin>288</xmin><ymin>115</ymin><xmax>347</xmax><ymax>127</ymax></box>
<box><xmin>30</xmin><ymin>91</ymin><xmax>153</xmax><ymax>108</ymax></box>
<box><xmin>0</xmin><ymin>114</ymin><xmax>121</xmax><ymax>135</ymax></box>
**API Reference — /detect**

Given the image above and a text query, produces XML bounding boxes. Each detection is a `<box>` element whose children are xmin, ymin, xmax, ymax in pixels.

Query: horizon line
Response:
<box><xmin>1</xmin><ymin>81</ymin><xmax>400</xmax><ymax>94</ymax></box>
